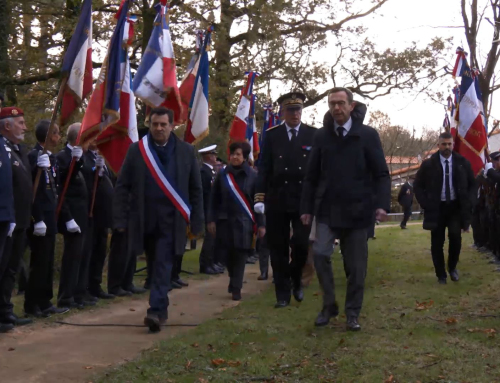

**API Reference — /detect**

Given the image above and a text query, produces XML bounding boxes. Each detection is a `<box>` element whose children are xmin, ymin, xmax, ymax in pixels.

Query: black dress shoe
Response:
<box><xmin>75</xmin><ymin>299</ymin><xmax>96</xmax><ymax>307</ymax></box>
<box><xmin>346</xmin><ymin>316</ymin><xmax>361</xmax><ymax>331</ymax></box>
<box><xmin>143</xmin><ymin>281</ymin><xmax>151</xmax><ymax>290</ymax></box>
<box><xmin>449</xmin><ymin>269</ymin><xmax>459</xmax><ymax>282</ymax></box>
<box><xmin>438</xmin><ymin>278</ymin><xmax>447</xmax><ymax>285</ymax></box>
<box><xmin>110</xmin><ymin>288</ymin><xmax>133</xmax><ymax>297</ymax></box>
<box><xmin>232</xmin><ymin>290</ymin><xmax>241</xmax><ymax>301</ymax></box>
<box><xmin>0</xmin><ymin>323</ymin><xmax>14</xmax><ymax>333</ymax></box>
<box><xmin>314</xmin><ymin>303</ymin><xmax>339</xmax><ymax>327</ymax></box>
<box><xmin>171</xmin><ymin>281</ymin><xmax>182</xmax><ymax>289</ymax></box>
<box><xmin>127</xmin><ymin>286</ymin><xmax>148</xmax><ymax>295</ymax></box>
<box><xmin>174</xmin><ymin>278</ymin><xmax>189</xmax><ymax>287</ymax></box>
<box><xmin>213</xmin><ymin>264</ymin><xmax>225</xmax><ymax>274</ymax></box>
<box><xmin>245</xmin><ymin>258</ymin><xmax>256</xmax><ymax>265</ymax></box>
<box><xmin>215</xmin><ymin>262</ymin><xmax>226</xmax><ymax>270</ymax></box>
<box><xmin>200</xmin><ymin>266</ymin><xmax>218</xmax><ymax>275</ymax></box>
<box><xmin>1</xmin><ymin>313</ymin><xmax>32</xmax><ymax>326</ymax></box>
<box><xmin>257</xmin><ymin>273</ymin><xmax>268</xmax><ymax>281</ymax></box>
<box><xmin>293</xmin><ymin>288</ymin><xmax>304</xmax><ymax>303</ymax></box>
<box><xmin>42</xmin><ymin>306</ymin><xmax>70</xmax><ymax>316</ymax></box>
<box><xmin>84</xmin><ymin>294</ymin><xmax>99</xmax><ymax>302</ymax></box>
<box><xmin>92</xmin><ymin>290</ymin><xmax>115</xmax><ymax>299</ymax></box>
<box><xmin>144</xmin><ymin>313</ymin><xmax>166</xmax><ymax>333</ymax></box>
<box><xmin>274</xmin><ymin>300</ymin><xmax>289</xmax><ymax>308</ymax></box>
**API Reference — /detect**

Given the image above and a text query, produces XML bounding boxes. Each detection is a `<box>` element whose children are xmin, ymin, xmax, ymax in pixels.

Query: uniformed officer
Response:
<box><xmin>198</xmin><ymin>144</ymin><xmax>223</xmax><ymax>275</ymax></box>
<box><xmin>0</xmin><ymin>117</ymin><xmax>16</xmax><ymax>333</ymax></box>
<box><xmin>0</xmin><ymin>107</ymin><xmax>33</xmax><ymax>328</ymax></box>
<box><xmin>24</xmin><ymin>120</ymin><xmax>69</xmax><ymax>317</ymax></box>
<box><xmin>255</xmin><ymin>92</ymin><xmax>317</xmax><ymax>308</ymax></box>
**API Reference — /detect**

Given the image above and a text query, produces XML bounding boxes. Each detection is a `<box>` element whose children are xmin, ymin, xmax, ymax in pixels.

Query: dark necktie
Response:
<box><xmin>445</xmin><ymin>159</ymin><xmax>451</xmax><ymax>202</ymax></box>
<box><xmin>290</xmin><ymin>128</ymin><xmax>297</xmax><ymax>144</ymax></box>
<box><xmin>337</xmin><ymin>126</ymin><xmax>345</xmax><ymax>138</ymax></box>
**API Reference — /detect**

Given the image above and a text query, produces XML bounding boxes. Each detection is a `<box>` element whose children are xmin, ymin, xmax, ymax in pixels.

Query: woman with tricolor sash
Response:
<box><xmin>207</xmin><ymin>142</ymin><xmax>266</xmax><ymax>301</ymax></box>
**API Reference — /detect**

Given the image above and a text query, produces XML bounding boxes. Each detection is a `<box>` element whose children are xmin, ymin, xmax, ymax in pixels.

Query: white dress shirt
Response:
<box><xmin>333</xmin><ymin>117</ymin><xmax>353</xmax><ymax>136</ymax></box>
<box><xmin>440</xmin><ymin>154</ymin><xmax>456</xmax><ymax>201</ymax></box>
<box><xmin>285</xmin><ymin>123</ymin><xmax>301</xmax><ymax>141</ymax></box>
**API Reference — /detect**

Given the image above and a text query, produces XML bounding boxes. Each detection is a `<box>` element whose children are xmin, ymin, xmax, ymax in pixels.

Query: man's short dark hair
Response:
<box><xmin>328</xmin><ymin>87</ymin><xmax>354</xmax><ymax>104</ymax></box>
<box><xmin>35</xmin><ymin>119</ymin><xmax>51</xmax><ymax>143</ymax></box>
<box><xmin>150</xmin><ymin>107</ymin><xmax>174</xmax><ymax>125</ymax></box>
<box><xmin>439</xmin><ymin>132</ymin><xmax>453</xmax><ymax>140</ymax></box>
<box><xmin>229</xmin><ymin>141</ymin><xmax>251</xmax><ymax>160</ymax></box>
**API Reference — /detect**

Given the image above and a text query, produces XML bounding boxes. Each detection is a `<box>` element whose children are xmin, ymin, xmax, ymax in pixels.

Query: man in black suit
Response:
<box><xmin>255</xmin><ymin>92</ymin><xmax>317</xmax><ymax>308</ymax></box>
<box><xmin>113</xmin><ymin>107</ymin><xmax>204</xmax><ymax>333</ymax></box>
<box><xmin>25</xmin><ymin>120</ymin><xmax>69</xmax><ymax>317</ymax></box>
<box><xmin>414</xmin><ymin>132</ymin><xmax>475</xmax><ymax>284</ymax></box>
<box><xmin>56</xmin><ymin>123</ymin><xmax>95</xmax><ymax>309</ymax></box>
<box><xmin>301</xmin><ymin>88</ymin><xmax>391</xmax><ymax>331</ymax></box>
<box><xmin>398</xmin><ymin>177</ymin><xmax>414</xmax><ymax>229</ymax></box>
<box><xmin>198</xmin><ymin>144</ymin><xmax>221</xmax><ymax>275</ymax></box>
<box><xmin>85</xmin><ymin>141</ymin><xmax>116</xmax><ymax>300</ymax></box>
<box><xmin>0</xmin><ymin>107</ymin><xmax>34</xmax><ymax>327</ymax></box>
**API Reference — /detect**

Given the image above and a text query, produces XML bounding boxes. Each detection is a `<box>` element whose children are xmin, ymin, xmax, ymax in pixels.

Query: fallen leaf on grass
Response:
<box><xmin>198</xmin><ymin>378</ymin><xmax>208</xmax><ymax>383</ymax></box>
<box><xmin>415</xmin><ymin>300</ymin><xmax>434</xmax><ymax>311</ymax></box>
<box><xmin>129</xmin><ymin>308</ymin><xmax>136</xmax><ymax>312</ymax></box>
<box><xmin>400</xmin><ymin>313</ymin><xmax>406</xmax><ymax>318</ymax></box>
<box><xmin>211</xmin><ymin>358</ymin><xmax>225</xmax><ymax>367</ymax></box>
<box><xmin>191</xmin><ymin>343</ymin><xmax>199</xmax><ymax>348</ymax></box>
<box><xmin>467</xmin><ymin>328</ymin><xmax>497</xmax><ymax>335</ymax></box>
<box><xmin>8</xmin><ymin>347</ymin><xmax>15</xmax><ymax>351</ymax></box>
<box><xmin>84</xmin><ymin>366</ymin><xmax>93</xmax><ymax>370</ymax></box>
<box><xmin>384</xmin><ymin>375</ymin><xmax>394</xmax><ymax>383</ymax></box>
<box><xmin>230</xmin><ymin>342</ymin><xmax>240</xmax><ymax>346</ymax></box>
<box><xmin>338</xmin><ymin>338</ymin><xmax>345</xmax><ymax>345</ymax></box>
<box><xmin>445</xmin><ymin>317</ymin><xmax>458</xmax><ymax>324</ymax></box>
<box><xmin>185</xmin><ymin>360</ymin><xmax>192</xmax><ymax>370</ymax></box>
<box><xmin>227</xmin><ymin>360</ymin><xmax>241</xmax><ymax>367</ymax></box>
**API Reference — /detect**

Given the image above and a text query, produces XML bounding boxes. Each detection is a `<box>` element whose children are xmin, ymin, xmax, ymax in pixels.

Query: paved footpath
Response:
<box><xmin>0</xmin><ymin>264</ymin><xmax>269</xmax><ymax>383</ymax></box>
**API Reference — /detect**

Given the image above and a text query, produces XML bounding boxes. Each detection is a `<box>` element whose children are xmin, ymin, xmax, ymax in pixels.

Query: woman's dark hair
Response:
<box><xmin>149</xmin><ymin>107</ymin><xmax>174</xmax><ymax>124</ymax></box>
<box><xmin>35</xmin><ymin>119</ymin><xmax>51</xmax><ymax>143</ymax></box>
<box><xmin>229</xmin><ymin>141</ymin><xmax>251</xmax><ymax>160</ymax></box>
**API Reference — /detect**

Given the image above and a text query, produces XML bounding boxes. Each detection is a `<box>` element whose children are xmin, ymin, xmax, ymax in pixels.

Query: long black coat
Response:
<box><xmin>200</xmin><ymin>163</ymin><xmax>216</xmax><ymax>223</ymax></box>
<box><xmin>29</xmin><ymin>143</ymin><xmax>58</xmax><ymax>235</ymax></box>
<box><xmin>398</xmin><ymin>182</ymin><xmax>414</xmax><ymax>208</ymax></box>
<box><xmin>56</xmin><ymin>146</ymin><xmax>92</xmax><ymax>233</ymax></box>
<box><xmin>113</xmin><ymin>133</ymin><xmax>204</xmax><ymax>256</ymax></box>
<box><xmin>300</xmin><ymin>105</ymin><xmax>391</xmax><ymax>229</ymax></box>
<box><xmin>5</xmin><ymin>140</ymin><xmax>32</xmax><ymax>230</ymax></box>
<box><xmin>0</xmin><ymin>135</ymin><xmax>14</xmax><ymax>223</ymax></box>
<box><xmin>256</xmin><ymin>122</ymin><xmax>316</xmax><ymax>212</ymax></box>
<box><xmin>208</xmin><ymin>162</ymin><xmax>264</xmax><ymax>250</ymax></box>
<box><xmin>414</xmin><ymin>151</ymin><xmax>476</xmax><ymax>230</ymax></box>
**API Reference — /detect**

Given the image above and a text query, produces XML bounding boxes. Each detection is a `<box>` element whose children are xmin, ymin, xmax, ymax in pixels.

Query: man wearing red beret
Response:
<box><xmin>0</xmin><ymin>107</ymin><xmax>34</xmax><ymax>329</ymax></box>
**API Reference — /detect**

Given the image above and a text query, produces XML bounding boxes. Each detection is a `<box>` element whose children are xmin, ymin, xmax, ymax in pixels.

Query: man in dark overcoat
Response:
<box><xmin>414</xmin><ymin>132</ymin><xmax>475</xmax><ymax>284</ymax></box>
<box><xmin>255</xmin><ymin>92</ymin><xmax>317</xmax><ymax>308</ymax></box>
<box><xmin>113</xmin><ymin>107</ymin><xmax>204</xmax><ymax>333</ymax></box>
<box><xmin>398</xmin><ymin>177</ymin><xmax>414</xmax><ymax>229</ymax></box>
<box><xmin>300</xmin><ymin>88</ymin><xmax>391</xmax><ymax>331</ymax></box>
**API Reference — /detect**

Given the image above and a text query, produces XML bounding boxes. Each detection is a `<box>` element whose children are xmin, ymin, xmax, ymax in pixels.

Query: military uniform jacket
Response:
<box><xmin>5</xmin><ymin>140</ymin><xmax>33</xmax><ymax>230</ymax></box>
<box><xmin>29</xmin><ymin>143</ymin><xmax>58</xmax><ymax>235</ymax></box>
<box><xmin>200</xmin><ymin>163</ymin><xmax>216</xmax><ymax>223</ymax></box>
<box><xmin>256</xmin><ymin>123</ymin><xmax>316</xmax><ymax>212</ymax></box>
<box><xmin>0</xmin><ymin>135</ymin><xmax>14</xmax><ymax>223</ymax></box>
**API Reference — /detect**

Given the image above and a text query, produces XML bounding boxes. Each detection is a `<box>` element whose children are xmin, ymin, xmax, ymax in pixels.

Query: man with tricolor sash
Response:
<box><xmin>113</xmin><ymin>107</ymin><xmax>204</xmax><ymax>333</ymax></box>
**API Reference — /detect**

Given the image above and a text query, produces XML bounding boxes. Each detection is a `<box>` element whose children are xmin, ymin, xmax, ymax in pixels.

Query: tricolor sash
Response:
<box><xmin>138</xmin><ymin>135</ymin><xmax>191</xmax><ymax>222</ymax></box>
<box><xmin>223</xmin><ymin>171</ymin><xmax>256</xmax><ymax>232</ymax></box>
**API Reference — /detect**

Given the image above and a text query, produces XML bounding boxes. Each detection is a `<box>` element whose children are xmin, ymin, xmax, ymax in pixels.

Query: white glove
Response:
<box><xmin>33</xmin><ymin>221</ymin><xmax>47</xmax><ymax>237</ymax></box>
<box><xmin>37</xmin><ymin>153</ymin><xmax>50</xmax><ymax>169</ymax></box>
<box><xmin>66</xmin><ymin>219</ymin><xmax>81</xmax><ymax>233</ymax></box>
<box><xmin>7</xmin><ymin>223</ymin><xmax>15</xmax><ymax>237</ymax></box>
<box><xmin>71</xmin><ymin>146</ymin><xmax>83</xmax><ymax>160</ymax></box>
<box><xmin>98</xmin><ymin>167</ymin><xmax>105</xmax><ymax>177</ymax></box>
<box><xmin>95</xmin><ymin>155</ymin><xmax>105</xmax><ymax>168</ymax></box>
<box><xmin>484</xmin><ymin>162</ymin><xmax>494</xmax><ymax>176</ymax></box>
<box><xmin>254</xmin><ymin>202</ymin><xmax>265</xmax><ymax>215</ymax></box>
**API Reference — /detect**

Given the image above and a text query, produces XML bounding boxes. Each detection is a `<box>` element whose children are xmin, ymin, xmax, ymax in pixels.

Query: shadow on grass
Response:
<box><xmin>98</xmin><ymin>227</ymin><xmax>500</xmax><ymax>382</ymax></box>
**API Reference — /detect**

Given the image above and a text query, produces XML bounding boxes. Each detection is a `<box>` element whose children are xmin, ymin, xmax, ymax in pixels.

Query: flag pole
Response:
<box><xmin>89</xmin><ymin>167</ymin><xmax>100</xmax><ymax>217</ymax></box>
<box><xmin>32</xmin><ymin>76</ymin><xmax>69</xmax><ymax>202</ymax></box>
<box><xmin>56</xmin><ymin>156</ymin><xmax>76</xmax><ymax>219</ymax></box>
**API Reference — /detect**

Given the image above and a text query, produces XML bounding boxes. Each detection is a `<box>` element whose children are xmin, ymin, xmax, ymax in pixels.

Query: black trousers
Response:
<box><xmin>214</xmin><ymin>226</ymin><xmax>228</xmax><ymax>266</ymax></box>
<box><xmin>266</xmin><ymin>210</ymin><xmax>310</xmax><ymax>302</ymax></box>
<box><xmin>227</xmin><ymin>248</ymin><xmax>251</xmax><ymax>291</ymax></box>
<box><xmin>58</xmin><ymin>231</ymin><xmax>86</xmax><ymax>306</ymax></box>
<box><xmin>25</xmin><ymin>230</ymin><xmax>56</xmax><ymax>311</ymax></box>
<box><xmin>431</xmin><ymin>201</ymin><xmax>462</xmax><ymax>280</ymax></box>
<box><xmin>171</xmin><ymin>254</ymin><xmax>183</xmax><ymax>281</ymax></box>
<box><xmin>0</xmin><ymin>223</ymin><xmax>9</xmax><ymax>265</ymax></box>
<box><xmin>199</xmin><ymin>229</ymin><xmax>215</xmax><ymax>270</ymax></box>
<box><xmin>88</xmin><ymin>226</ymin><xmax>109</xmax><ymax>295</ymax></box>
<box><xmin>401</xmin><ymin>205</ymin><xmax>412</xmax><ymax>227</ymax></box>
<box><xmin>0</xmin><ymin>228</ymin><xmax>26</xmax><ymax>316</ymax></box>
<box><xmin>258</xmin><ymin>235</ymin><xmax>270</xmax><ymax>276</ymax></box>
<box><xmin>107</xmin><ymin>230</ymin><xmax>136</xmax><ymax>292</ymax></box>
<box><xmin>74</xmin><ymin>219</ymin><xmax>94</xmax><ymax>302</ymax></box>
<box><xmin>471</xmin><ymin>206</ymin><xmax>484</xmax><ymax>247</ymax></box>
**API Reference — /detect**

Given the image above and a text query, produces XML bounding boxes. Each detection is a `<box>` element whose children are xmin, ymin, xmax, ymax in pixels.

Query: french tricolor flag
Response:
<box><xmin>452</xmin><ymin>47</ymin><xmax>467</xmax><ymax>78</ymax></box>
<box><xmin>60</xmin><ymin>0</ymin><xmax>93</xmax><ymax>126</ymax></box>
<box><xmin>133</xmin><ymin>0</ymin><xmax>182</xmax><ymax>123</ymax></box>
<box><xmin>184</xmin><ymin>28</ymin><xmax>213</xmax><ymax>144</ymax></box>
<box><xmin>229</xmin><ymin>72</ymin><xmax>259</xmax><ymax>146</ymax></box>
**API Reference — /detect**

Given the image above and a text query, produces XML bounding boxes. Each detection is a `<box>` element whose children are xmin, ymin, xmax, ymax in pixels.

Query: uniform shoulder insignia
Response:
<box><xmin>266</xmin><ymin>124</ymin><xmax>281</xmax><ymax>132</ymax></box>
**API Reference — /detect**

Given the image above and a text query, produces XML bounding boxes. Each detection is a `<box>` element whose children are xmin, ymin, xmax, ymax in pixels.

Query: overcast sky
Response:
<box><xmin>299</xmin><ymin>0</ymin><xmax>496</xmax><ymax>134</ymax></box>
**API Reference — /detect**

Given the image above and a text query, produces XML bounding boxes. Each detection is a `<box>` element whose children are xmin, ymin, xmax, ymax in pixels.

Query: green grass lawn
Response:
<box><xmin>98</xmin><ymin>227</ymin><xmax>500</xmax><ymax>383</ymax></box>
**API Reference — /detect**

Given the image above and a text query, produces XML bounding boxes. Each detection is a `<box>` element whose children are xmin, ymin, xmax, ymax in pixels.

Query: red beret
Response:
<box><xmin>0</xmin><ymin>107</ymin><xmax>24</xmax><ymax>120</ymax></box>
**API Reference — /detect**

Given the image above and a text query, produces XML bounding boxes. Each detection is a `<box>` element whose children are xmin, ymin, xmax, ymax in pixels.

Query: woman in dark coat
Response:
<box><xmin>207</xmin><ymin>142</ymin><xmax>265</xmax><ymax>301</ymax></box>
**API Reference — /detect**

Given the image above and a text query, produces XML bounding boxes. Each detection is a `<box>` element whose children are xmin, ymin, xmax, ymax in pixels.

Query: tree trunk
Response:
<box><xmin>0</xmin><ymin>0</ymin><xmax>17</xmax><ymax>104</ymax></box>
